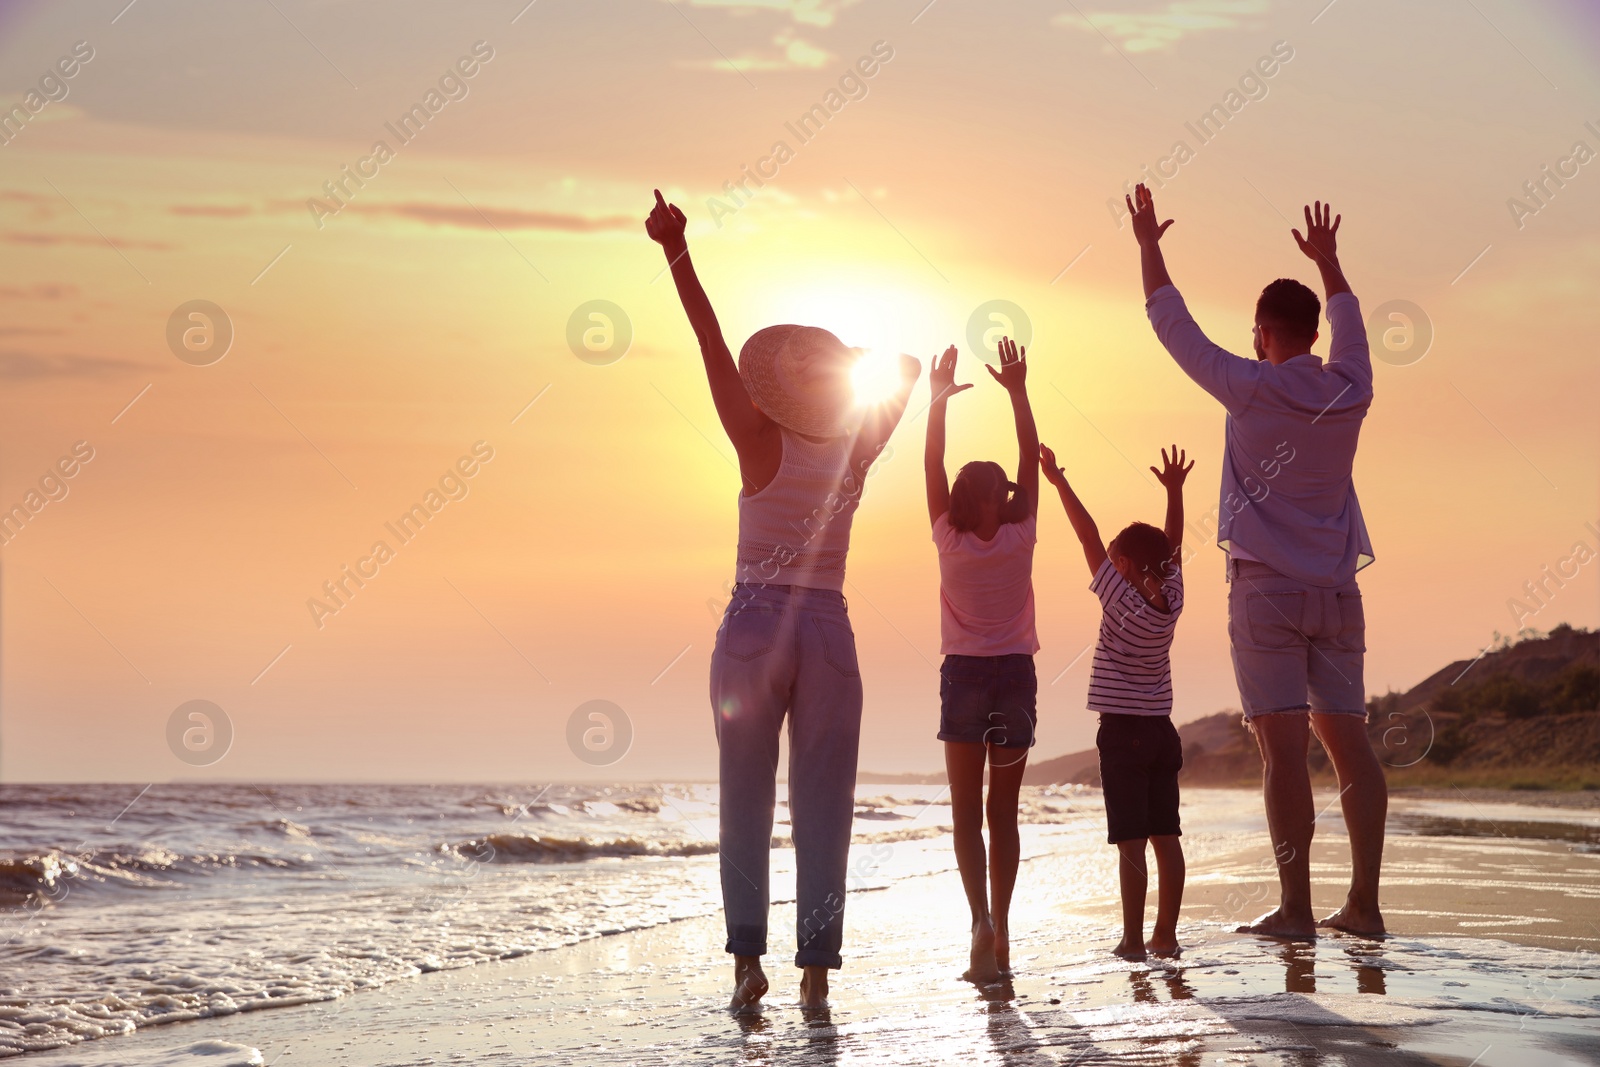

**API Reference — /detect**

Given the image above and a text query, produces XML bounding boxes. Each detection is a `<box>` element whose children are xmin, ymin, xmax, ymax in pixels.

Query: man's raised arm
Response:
<box><xmin>1293</xmin><ymin>200</ymin><xmax>1370</xmax><ymax>393</ymax></box>
<box><xmin>1128</xmin><ymin>183</ymin><xmax>1259</xmax><ymax>413</ymax></box>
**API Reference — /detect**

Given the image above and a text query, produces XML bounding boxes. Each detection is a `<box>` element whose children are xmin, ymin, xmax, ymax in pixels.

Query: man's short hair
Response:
<box><xmin>1255</xmin><ymin>278</ymin><xmax>1321</xmax><ymax>342</ymax></box>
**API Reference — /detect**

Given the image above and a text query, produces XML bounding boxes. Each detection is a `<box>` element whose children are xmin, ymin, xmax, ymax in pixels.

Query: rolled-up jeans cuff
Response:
<box><xmin>726</xmin><ymin>938</ymin><xmax>766</xmax><ymax>957</ymax></box>
<box><xmin>795</xmin><ymin>949</ymin><xmax>842</xmax><ymax>970</ymax></box>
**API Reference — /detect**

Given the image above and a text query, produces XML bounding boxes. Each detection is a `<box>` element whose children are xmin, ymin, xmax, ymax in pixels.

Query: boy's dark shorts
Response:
<box><xmin>1096</xmin><ymin>712</ymin><xmax>1183</xmax><ymax>844</ymax></box>
<box><xmin>938</xmin><ymin>654</ymin><xmax>1036</xmax><ymax>750</ymax></box>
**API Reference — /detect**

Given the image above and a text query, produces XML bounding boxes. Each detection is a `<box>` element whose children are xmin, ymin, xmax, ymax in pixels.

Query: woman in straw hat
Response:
<box><xmin>646</xmin><ymin>190</ymin><xmax>920</xmax><ymax>1012</ymax></box>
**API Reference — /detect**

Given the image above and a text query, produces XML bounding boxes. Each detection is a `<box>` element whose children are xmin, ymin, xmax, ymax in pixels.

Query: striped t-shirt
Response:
<box><xmin>1086</xmin><ymin>558</ymin><xmax>1183</xmax><ymax>716</ymax></box>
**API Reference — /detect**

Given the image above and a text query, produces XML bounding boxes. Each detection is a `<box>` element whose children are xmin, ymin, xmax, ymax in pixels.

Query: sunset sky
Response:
<box><xmin>1</xmin><ymin>0</ymin><xmax>1596</xmax><ymax>781</ymax></box>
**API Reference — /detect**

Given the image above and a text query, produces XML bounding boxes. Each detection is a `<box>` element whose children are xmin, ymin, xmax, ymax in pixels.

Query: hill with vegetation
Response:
<box><xmin>1024</xmin><ymin>624</ymin><xmax>1600</xmax><ymax>790</ymax></box>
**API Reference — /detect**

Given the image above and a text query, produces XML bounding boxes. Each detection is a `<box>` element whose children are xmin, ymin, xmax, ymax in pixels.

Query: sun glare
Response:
<box><xmin>850</xmin><ymin>348</ymin><xmax>904</xmax><ymax>407</ymax></box>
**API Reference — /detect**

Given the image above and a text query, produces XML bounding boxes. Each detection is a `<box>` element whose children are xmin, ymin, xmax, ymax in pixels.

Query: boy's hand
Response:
<box><xmin>1151</xmin><ymin>444</ymin><xmax>1193</xmax><ymax>489</ymax></box>
<box><xmin>645</xmin><ymin>189</ymin><xmax>687</xmax><ymax>247</ymax></box>
<box><xmin>984</xmin><ymin>336</ymin><xmax>1027</xmax><ymax>393</ymax></box>
<box><xmin>928</xmin><ymin>345</ymin><xmax>970</xmax><ymax>403</ymax></box>
<box><xmin>1292</xmin><ymin>200</ymin><xmax>1340</xmax><ymax>266</ymax></box>
<box><xmin>1039</xmin><ymin>442</ymin><xmax>1067</xmax><ymax>486</ymax></box>
<box><xmin>1126</xmin><ymin>183</ymin><xmax>1174</xmax><ymax>248</ymax></box>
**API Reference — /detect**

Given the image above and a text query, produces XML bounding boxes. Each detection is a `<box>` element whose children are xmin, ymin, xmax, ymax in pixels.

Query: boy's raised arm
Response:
<box><xmin>986</xmin><ymin>337</ymin><xmax>1039</xmax><ymax>518</ymax></box>
<box><xmin>1040</xmin><ymin>442</ymin><xmax>1107</xmax><ymax>576</ymax></box>
<box><xmin>1151</xmin><ymin>445</ymin><xmax>1194</xmax><ymax>566</ymax></box>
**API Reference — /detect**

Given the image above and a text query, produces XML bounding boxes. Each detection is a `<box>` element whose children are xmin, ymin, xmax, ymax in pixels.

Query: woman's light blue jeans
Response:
<box><xmin>710</xmin><ymin>582</ymin><xmax>863</xmax><ymax>970</ymax></box>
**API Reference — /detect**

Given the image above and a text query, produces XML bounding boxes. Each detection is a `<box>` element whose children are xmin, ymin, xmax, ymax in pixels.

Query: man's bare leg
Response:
<box><xmin>798</xmin><ymin>964</ymin><xmax>829</xmax><ymax>1010</ymax></box>
<box><xmin>1239</xmin><ymin>712</ymin><xmax>1318</xmax><ymax>938</ymax></box>
<box><xmin>986</xmin><ymin>747</ymin><xmax>1028</xmax><ymax>976</ymax></box>
<box><xmin>1312</xmin><ymin>712</ymin><xmax>1387</xmax><ymax>935</ymax></box>
<box><xmin>945</xmin><ymin>741</ymin><xmax>1000</xmax><ymax>982</ymax></box>
<box><xmin>1148</xmin><ymin>834</ymin><xmax>1185</xmax><ymax>956</ymax></box>
<box><xmin>1113</xmin><ymin>839</ymin><xmax>1148</xmax><ymax>958</ymax></box>
<box><xmin>731</xmin><ymin>955</ymin><xmax>768</xmax><ymax>1013</ymax></box>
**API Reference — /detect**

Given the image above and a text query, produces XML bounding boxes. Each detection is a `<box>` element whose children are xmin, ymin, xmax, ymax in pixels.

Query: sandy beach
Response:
<box><xmin>12</xmin><ymin>786</ymin><xmax>1598</xmax><ymax>1067</ymax></box>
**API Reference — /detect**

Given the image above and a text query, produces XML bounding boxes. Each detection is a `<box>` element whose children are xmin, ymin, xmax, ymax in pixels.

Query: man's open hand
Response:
<box><xmin>1126</xmin><ymin>183</ymin><xmax>1174</xmax><ymax>248</ymax></box>
<box><xmin>1292</xmin><ymin>200</ymin><xmax>1340</xmax><ymax>266</ymax></box>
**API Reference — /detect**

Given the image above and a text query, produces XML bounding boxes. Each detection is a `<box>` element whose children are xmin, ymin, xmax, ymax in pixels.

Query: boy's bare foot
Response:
<box><xmin>963</xmin><ymin>916</ymin><xmax>1002</xmax><ymax>983</ymax></box>
<box><xmin>1318</xmin><ymin>899</ymin><xmax>1387</xmax><ymax>937</ymax></box>
<box><xmin>729</xmin><ymin>956</ymin><xmax>768</xmax><ymax>1014</ymax></box>
<box><xmin>1147</xmin><ymin>929</ymin><xmax>1180</xmax><ymax>957</ymax></box>
<box><xmin>1237</xmin><ymin>908</ymin><xmax>1317</xmax><ymax>940</ymax></box>
<box><xmin>1112</xmin><ymin>936</ymin><xmax>1147</xmax><ymax>960</ymax></box>
<box><xmin>994</xmin><ymin>921</ymin><xmax>1011</xmax><ymax>977</ymax></box>
<box><xmin>799</xmin><ymin>965</ymin><xmax>830</xmax><ymax>1011</ymax></box>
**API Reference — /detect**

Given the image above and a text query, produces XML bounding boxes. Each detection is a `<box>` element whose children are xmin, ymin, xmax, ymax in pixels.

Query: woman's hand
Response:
<box><xmin>645</xmin><ymin>189</ymin><xmax>687</xmax><ymax>247</ymax></box>
<box><xmin>927</xmin><ymin>345</ymin><xmax>969</xmax><ymax>403</ymax></box>
<box><xmin>1038</xmin><ymin>442</ymin><xmax>1067</xmax><ymax>486</ymax></box>
<box><xmin>985</xmin><ymin>336</ymin><xmax>1027</xmax><ymax>393</ymax></box>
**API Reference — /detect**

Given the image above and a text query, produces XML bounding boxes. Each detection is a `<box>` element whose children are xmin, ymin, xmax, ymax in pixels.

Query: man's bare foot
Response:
<box><xmin>1318</xmin><ymin>899</ymin><xmax>1386</xmax><ymax>937</ymax></box>
<box><xmin>729</xmin><ymin>956</ymin><xmax>768</xmax><ymax>1014</ymax></box>
<box><xmin>1237</xmin><ymin>908</ymin><xmax>1317</xmax><ymax>940</ymax></box>
<box><xmin>1112</xmin><ymin>935</ymin><xmax>1146</xmax><ymax>960</ymax></box>
<box><xmin>994</xmin><ymin>921</ymin><xmax>1011</xmax><ymax>977</ymax></box>
<box><xmin>963</xmin><ymin>916</ymin><xmax>1001</xmax><ymax>983</ymax></box>
<box><xmin>799</xmin><ymin>965</ymin><xmax>830</xmax><ymax>1011</ymax></box>
<box><xmin>1147</xmin><ymin>929</ymin><xmax>1180</xmax><ymax>957</ymax></box>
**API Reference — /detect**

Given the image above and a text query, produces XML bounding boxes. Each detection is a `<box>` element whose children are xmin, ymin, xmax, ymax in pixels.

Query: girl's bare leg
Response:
<box><xmin>986</xmin><ymin>747</ymin><xmax>1028</xmax><ymax>975</ymax></box>
<box><xmin>945</xmin><ymin>741</ymin><xmax>999</xmax><ymax>981</ymax></box>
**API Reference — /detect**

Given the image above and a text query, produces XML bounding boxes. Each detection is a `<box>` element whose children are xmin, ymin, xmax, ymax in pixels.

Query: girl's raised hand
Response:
<box><xmin>928</xmin><ymin>345</ymin><xmax>971</xmax><ymax>402</ymax></box>
<box><xmin>985</xmin><ymin>336</ymin><xmax>1027</xmax><ymax>393</ymax></box>
<box><xmin>645</xmin><ymin>189</ymin><xmax>687</xmax><ymax>246</ymax></box>
<box><xmin>1039</xmin><ymin>442</ymin><xmax>1067</xmax><ymax>486</ymax></box>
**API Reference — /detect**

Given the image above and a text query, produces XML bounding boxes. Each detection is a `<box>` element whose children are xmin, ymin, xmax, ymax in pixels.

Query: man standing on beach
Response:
<box><xmin>1126</xmin><ymin>183</ymin><xmax>1386</xmax><ymax>938</ymax></box>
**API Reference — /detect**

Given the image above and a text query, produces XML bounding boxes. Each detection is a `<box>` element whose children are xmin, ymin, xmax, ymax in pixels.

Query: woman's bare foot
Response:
<box><xmin>994</xmin><ymin>921</ymin><xmax>1011</xmax><ymax>977</ymax></box>
<box><xmin>1147</xmin><ymin>928</ymin><xmax>1180</xmax><ymax>957</ymax></box>
<box><xmin>729</xmin><ymin>955</ymin><xmax>768</xmax><ymax>1014</ymax></box>
<box><xmin>1112</xmin><ymin>936</ymin><xmax>1147</xmax><ymax>960</ymax></box>
<box><xmin>1318</xmin><ymin>899</ymin><xmax>1387</xmax><ymax>937</ymax></box>
<box><xmin>1237</xmin><ymin>908</ymin><xmax>1317</xmax><ymax>940</ymax></box>
<box><xmin>798</xmin><ymin>965</ymin><xmax>830</xmax><ymax>1011</ymax></box>
<box><xmin>963</xmin><ymin>916</ymin><xmax>1001</xmax><ymax>983</ymax></box>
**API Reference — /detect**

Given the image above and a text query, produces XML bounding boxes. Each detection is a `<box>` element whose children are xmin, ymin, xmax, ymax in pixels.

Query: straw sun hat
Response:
<box><xmin>738</xmin><ymin>325</ymin><xmax>861</xmax><ymax>439</ymax></box>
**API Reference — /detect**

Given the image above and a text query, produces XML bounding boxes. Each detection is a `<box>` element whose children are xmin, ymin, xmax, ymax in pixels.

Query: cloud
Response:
<box><xmin>0</xmin><ymin>350</ymin><xmax>145</xmax><ymax>380</ymax></box>
<box><xmin>1055</xmin><ymin>0</ymin><xmax>1267</xmax><ymax>54</ymax></box>
<box><xmin>682</xmin><ymin>27</ymin><xmax>833</xmax><ymax>71</ymax></box>
<box><xmin>170</xmin><ymin>204</ymin><xmax>256</xmax><ymax>218</ymax></box>
<box><xmin>345</xmin><ymin>202</ymin><xmax>635</xmax><ymax>233</ymax></box>
<box><xmin>0</xmin><ymin>283</ymin><xmax>78</xmax><ymax>300</ymax></box>
<box><xmin>676</xmin><ymin>0</ymin><xmax>861</xmax><ymax>28</ymax></box>
<box><xmin>3</xmin><ymin>231</ymin><xmax>175</xmax><ymax>250</ymax></box>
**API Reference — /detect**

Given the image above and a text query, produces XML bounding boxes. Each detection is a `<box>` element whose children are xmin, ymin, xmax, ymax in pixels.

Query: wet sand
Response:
<box><xmin>23</xmin><ymin>789</ymin><xmax>1600</xmax><ymax>1066</ymax></box>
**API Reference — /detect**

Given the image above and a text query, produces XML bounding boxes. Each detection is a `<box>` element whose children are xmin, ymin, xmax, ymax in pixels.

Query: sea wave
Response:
<box><xmin>457</xmin><ymin>833</ymin><xmax>720</xmax><ymax>862</ymax></box>
<box><xmin>0</xmin><ymin>848</ymin><xmax>317</xmax><ymax>903</ymax></box>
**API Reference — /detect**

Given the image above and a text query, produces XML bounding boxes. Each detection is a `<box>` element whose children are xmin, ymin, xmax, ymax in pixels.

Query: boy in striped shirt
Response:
<box><xmin>1040</xmin><ymin>441</ymin><xmax>1192</xmax><ymax>958</ymax></box>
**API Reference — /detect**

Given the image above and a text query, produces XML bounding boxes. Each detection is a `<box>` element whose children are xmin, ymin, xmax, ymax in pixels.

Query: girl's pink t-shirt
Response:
<box><xmin>932</xmin><ymin>513</ymin><xmax>1039</xmax><ymax>657</ymax></box>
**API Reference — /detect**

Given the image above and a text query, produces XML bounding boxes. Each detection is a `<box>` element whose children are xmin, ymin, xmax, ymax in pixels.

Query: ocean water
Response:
<box><xmin>0</xmin><ymin>781</ymin><xmax>1091</xmax><ymax>1058</ymax></box>
<box><xmin>4</xmin><ymin>783</ymin><xmax>1598</xmax><ymax>1063</ymax></box>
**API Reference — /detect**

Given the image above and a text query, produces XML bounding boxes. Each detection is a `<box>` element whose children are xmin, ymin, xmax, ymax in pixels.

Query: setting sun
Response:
<box><xmin>850</xmin><ymin>347</ymin><xmax>905</xmax><ymax>407</ymax></box>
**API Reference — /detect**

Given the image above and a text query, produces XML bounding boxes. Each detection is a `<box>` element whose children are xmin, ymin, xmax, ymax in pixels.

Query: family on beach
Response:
<box><xmin>645</xmin><ymin>182</ymin><xmax>1386</xmax><ymax>1012</ymax></box>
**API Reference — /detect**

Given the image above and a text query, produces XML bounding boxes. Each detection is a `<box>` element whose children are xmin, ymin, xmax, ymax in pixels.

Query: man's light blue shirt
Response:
<box><xmin>1146</xmin><ymin>284</ymin><xmax>1374</xmax><ymax>588</ymax></box>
